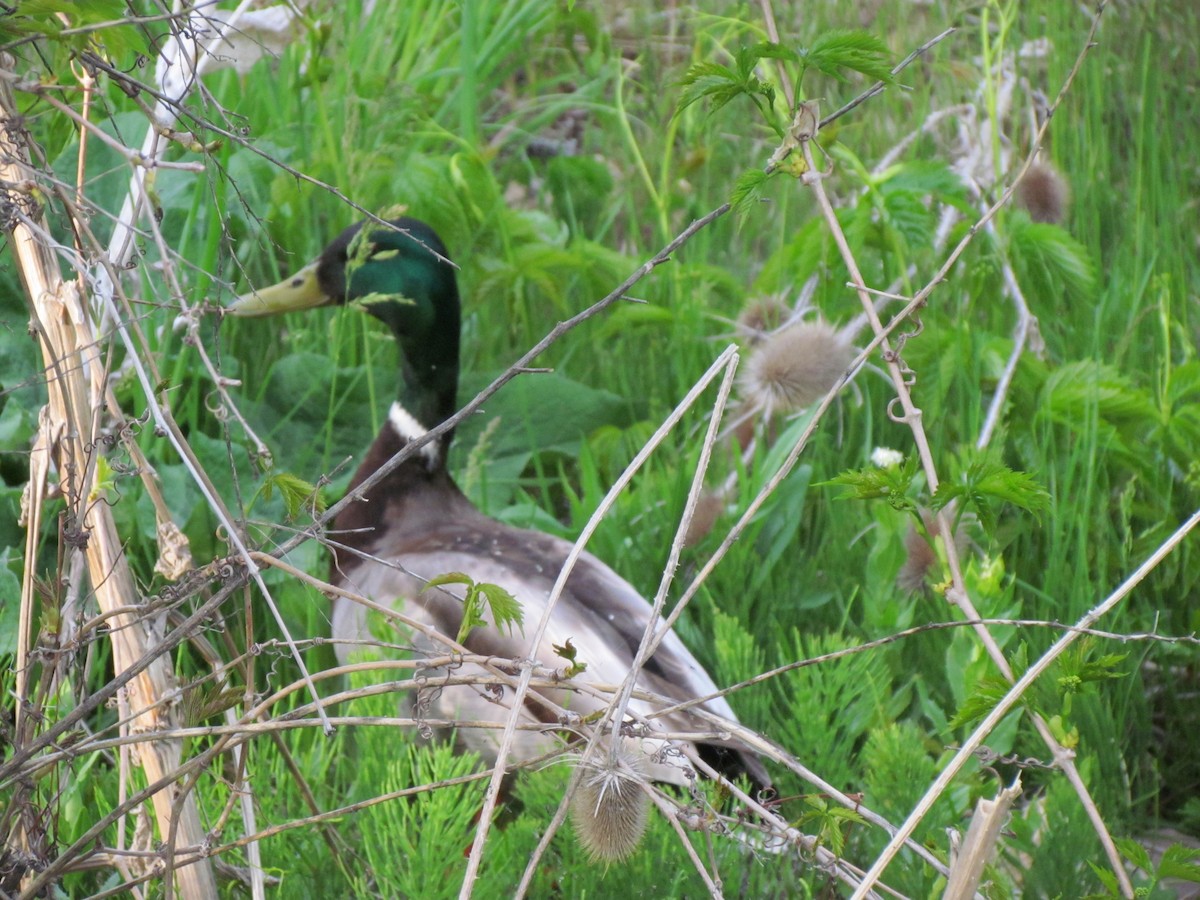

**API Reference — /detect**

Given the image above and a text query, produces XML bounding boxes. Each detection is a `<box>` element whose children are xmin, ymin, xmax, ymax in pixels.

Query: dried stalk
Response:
<box><xmin>1</xmin><ymin>59</ymin><xmax>217</xmax><ymax>899</ymax></box>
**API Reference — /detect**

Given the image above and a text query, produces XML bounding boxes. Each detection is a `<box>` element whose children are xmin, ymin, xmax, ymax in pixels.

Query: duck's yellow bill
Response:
<box><xmin>227</xmin><ymin>260</ymin><xmax>329</xmax><ymax>317</ymax></box>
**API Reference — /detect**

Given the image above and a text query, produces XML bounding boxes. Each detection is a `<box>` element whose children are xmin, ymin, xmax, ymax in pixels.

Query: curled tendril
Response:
<box><xmin>204</xmin><ymin>390</ymin><xmax>229</xmax><ymax>421</ymax></box>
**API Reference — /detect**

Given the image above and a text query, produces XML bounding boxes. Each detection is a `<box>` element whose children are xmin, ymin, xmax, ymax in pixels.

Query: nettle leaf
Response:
<box><xmin>948</xmin><ymin>675</ymin><xmax>1011</xmax><ymax>730</ymax></box>
<box><xmin>259</xmin><ymin>471</ymin><xmax>325</xmax><ymax>520</ymax></box>
<box><xmin>675</xmin><ymin>47</ymin><xmax>777</xmax><ymax>124</ymax></box>
<box><xmin>427</xmin><ymin>572</ymin><xmax>524</xmax><ymax>644</ymax></box>
<box><xmin>1157</xmin><ymin>844</ymin><xmax>1200</xmax><ymax>883</ymax></box>
<box><xmin>1057</xmin><ymin>642</ymin><xmax>1128</xmax><ymax>691</ymax></box>
<box><xmin>749</xmin><ymin>40</ymin><xmax>799</xmax><ymax>63</ymax></box>
<box><xmin>878</xmin><ymin>188</ymin><xmax>932</xmax><ymax>250</ymax></box>
<box><xmin>1009</xmin><ymin>218</ymin><xmax>1095</xmax><ymax>299</ymax></box>
<box><xmin>884</xmin><ymin>160</ymin><xmax>970</xmax><ymax>199</ymax></box>
<box><xmin>729</xmin><ymin>168</ymin><xmax>773</xmax><ymax>224</ymax></box>
<box><xmin>1115</xmin><ymin>837</ymin><xmax>1154</xmax><ymax>874</ymax></box>
<box><xmin>475</xmin><ymin>582</ymin><xmax>523</xmax><ymax>636</ymax></box>
<box><xmin>875</xmin><ymin>162</ymin><xmax>972</xmax><ymax>250</ymax></box>
<box><xmin>425</xmin><ymin>571</ymin><xmax>475</xmax><ymax>590</ymax></box>
<box><xmin>818</xmin><ymin>455</ymin><xmax>919</xmax><ymax>513</ymax></box>
<box><xmin>798</xmin><ymin>30</ymin><xmax>894</xmax><ymax>84</ymax></box>
<box><xmin>933</xmin><ymin>455</ymin><xmax>1050</xmax><ymax>534</ymax></box>
<box><xmin>676</xmin><ymin>61</ymin><xmax>745</xmax><ymax>114</ymax></box>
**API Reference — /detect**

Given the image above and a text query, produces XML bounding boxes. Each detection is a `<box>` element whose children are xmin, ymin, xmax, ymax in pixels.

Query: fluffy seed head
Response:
<box><xmin>896</xmin><ymin>507</ymin><xmax>969</xmax><ymax>593</ymax></box>
<box><xmin>736</xmin><ymin>297</ymin><xmax>789</xmax><ymax>344</ymax></box>
<box><xmin>896</xmin><ymin>522</ymin><xmax>939</xmax><ymax>593</ymax></box>
<box><xmin>569</xmin><ymin>749</ymin><xmax>651</xmax><ymax>863</ymax></box>
<box><xmin>1015</xmin><ymin>162</ymin><xmax>1070</xmax><ymax>224</ymax></box>
<box><xmin>742</xmin><ymin>319</ymin><xmax>853</xmax><ymax>415</ymax></box>
<box><xmin>682</xmin><ymin>490</ymin><xmax>725</xmax><ymax>548</ymax></box>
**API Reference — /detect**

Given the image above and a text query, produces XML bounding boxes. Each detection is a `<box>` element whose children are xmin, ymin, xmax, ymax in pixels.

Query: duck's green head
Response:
<box><xmin>230</xmin><ymin>217</ymin><xmax>461</xmax><ymax>430</ymax></box>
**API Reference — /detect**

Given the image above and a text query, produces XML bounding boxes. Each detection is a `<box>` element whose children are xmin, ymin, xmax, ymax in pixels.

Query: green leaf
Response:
<box><xmin>932</xmin><ymin>453</ymin><xmax>1050</xmax><ymax>534</ymax></box>
<box><xmin>729</xmin><ymin>168</ymin><xmax>773</xmax><ymax>225</ymax></box>
<box><xmin>6</xmin><ymin>0</ymin><xmax>150</xmax><ymax>63</ymax></box>
<box><xmin>818</xmin><ymin>455</ymin><xmax>919</xmax><ymax>513</ymax></box>
<box><xmin>797</xmin><ymin>30</ymin><xmax>895</xmax><ymax>85</ymax></box>
<box><xmin>425</xmin><ymin>571</ymin><xmax>475</xmax><ymax>590</ymax></box>
<box><xmin>0</xmin><ymin>561</ymin><xmax>20</xmax><ymax>655</ymax></box>
<box><xmin>676</xmin><ymin>61</ymin><xmax>742</xmax><ymax>114</ymax></box>
<box><xmin>1009</xmin><ymin>218</ymin><xmax>1096</xmax><ymax>299</ymax></box>
<box><xmin>675</xmin><ymin>46</ymin><xmax>777</xmax><ymax>125</ymax></box>
<box><xmin>552</xmin><ymin>637</ymin><xmax>587</xmax><ymax>677</ymax></box>
<box><xmin>1116</xmin><ymin>837</ymin><xmax>1153</xmax><ymax>874</ymax></box>
<box><xmin>475</xmin><ymin>581</ymin><xmax>524</xmax><ymax>636</ymax></box>
<box><xmin>259</xmin><ymin>471</ymin><xmax>325</xmax><ymax>520</ymax></box>
<box><xmin>948</xmin><ymin>675</ymin><xmax>1011</xmax><ymax>730</ymax></box>
<box><xmin>1158</xmin><ymin>844</ymin><xmax>1200</xmax><ymax>882</ymax></box>
<box><xmin>429</xmin><ymin>572</ymin><xmax>524</xmax><ymax>643</ymax></box>
<box><xmin>1086</xmin><ymin>861</ymin><xmax>1121</xmax><ymax>895</ymax></box>
<box><xmin>750</xmin><ymin>41</ymin><xmax>799</xmax><ymax>63</ymax></box>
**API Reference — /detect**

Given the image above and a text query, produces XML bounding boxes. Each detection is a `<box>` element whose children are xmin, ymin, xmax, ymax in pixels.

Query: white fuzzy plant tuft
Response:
<box><xmin>568</xmin><ymin>746</ymin><xmax>653</xmax><ymax>863</ymax></box>
<box><xmin>741</xmin><ymin>318</ymin><xmax>854</xmax><ymax>416</ymax></box>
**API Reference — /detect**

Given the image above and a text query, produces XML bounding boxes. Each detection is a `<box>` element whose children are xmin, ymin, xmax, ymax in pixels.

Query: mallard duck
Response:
<box><xmin>228</xmin><ymin>216</ymin><xmax>768</xmax><ymax>789</ymax></box>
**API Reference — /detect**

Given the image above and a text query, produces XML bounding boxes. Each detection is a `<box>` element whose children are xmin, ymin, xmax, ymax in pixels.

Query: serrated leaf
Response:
<box><xmin>878</xmin><ymin>187</ymin><xmax>933</xmax><ymax>250</ymax></box>
<box><xmin>675</xmin><ymin>49</ymin><xmax>778</xmax><ymax>126</ymax></box>
<box><xmin>1086</xmin><ymin>860</ymin><xmax>1121</xmax><ymax>894</ymax></box>
<box><xmin>675</xmin><ymin>61</ymin><xmax>741</xmax><ymax>115</ymax></box>
<box><xmin>730</xmin><ymin>168</ymin><xmax>772</xmax><ymax>224</ymax></box>
<box><xmin>798</xmin><ymin>30</ymin><xmax>895</xmax><ymax>85</ymax></box>
<box><xmin>749</xmin><ymin>41</ymin><xmax>799</xmax><ymax>63</ymax></box>
<box><xmin>932</xmin><ymin>456</ymin><xmax>1050</xmax><ymax>533</ymax></box>
<box><xmin>475</xmin><ymin>582</ymin><xmax>524</xmax><ymax>636</ymax></box>
<box><xmin>1116</xmin><ymin>837</ymin><xmax>1153</xmax><ymax>873</ymax></box>
<box><xmin>261</xmin><ymin>471</ymin><xmax>324</xmax><ymax>519</ymax></box>
<box><xmin>425</xmin><ymin>571</ymin><xmax>475</xmax><ymax>590</ymax></box>
<box><xmin>948</xmin><ymin>676</ymin><xmax>1011</xmax><ymax>729</ymax></box>
<box><xmin>1009</xmin><ymin>218</ymin><xmax>1096</xmax><ymax>299</ymax></box>
<box><xmin>1158</xmin><ymin>844</ymin><xmax>1200</xmax><ymax>882</ymax></box>
<box><xmin>818</xmin><ymin>456</ymin><xmax>919</xmax><ymax>512</ymax></box>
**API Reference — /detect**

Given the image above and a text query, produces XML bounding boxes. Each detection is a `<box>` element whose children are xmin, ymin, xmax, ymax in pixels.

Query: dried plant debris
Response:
<box><xmin>735</xmin><ymin>297</ymin><xmax>791</xmax><ymax>345</ymax></box>
<box><xmin>741</xmin><ymin>318</ymin><xmax>854</xmax><ymax>417</ymax></box>
<box><xmin>569</xmin><ymin>747</ymin><xmax>652</xmax><ymax>863</ymax></box>
<box><xmin>1015</xmin><ymin>161</ymin><xmax>1070</xmax><ymax>224</ymax></box>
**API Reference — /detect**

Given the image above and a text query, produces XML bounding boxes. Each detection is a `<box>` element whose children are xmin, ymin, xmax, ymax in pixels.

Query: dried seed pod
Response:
<box><xmin>736</xmin><ymin>297</ymin><xmax>789</xmax><ymax>344</ymax></box>
<box><xmin>682</xmin><ymin>489</ymin><xmax>726</xmax><ymax>548</ymax></box>
<box><xmin>896</xmin><ymin>521</ymin><xmax>940</xmax><ymax>593</ymax></box>
<box><xmin>1015</xmin><ymin>162</ymin><xmax>1070</xmax><ymax>224</ymax></box>
<box><xmin>742</xmin><ymin>319</ymin><xmax>854</xmax><ymax>416</ymax></box>
<box><xmin>896</xmin><ymin>507</ymin><xmax>969</xmax><ymax>593</ymax></box>
<box><xmin>569</xmin><ymin>748</ymin><xmax>651</xmax><ymax>863</ymax></box>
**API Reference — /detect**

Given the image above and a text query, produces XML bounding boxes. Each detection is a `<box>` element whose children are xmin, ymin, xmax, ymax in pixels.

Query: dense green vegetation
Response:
<box><xmin>2</xmin><ymin>1</ymin><xmax>1199</xmax><ymax>897</ymax></box>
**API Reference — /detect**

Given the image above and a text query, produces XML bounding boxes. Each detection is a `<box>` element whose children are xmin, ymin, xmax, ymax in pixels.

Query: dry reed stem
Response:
<box><xmin>460</xmin><ymin>346</ymin><xmax>741</xmax><ymax>897</ymax></box>
<box><xmin>0</xmin><ymin>62</ymin><xmax>217</xmax><ymax>900</ymax></box>
<box><xmin>943</xmin><ymin>778</ymin><xmax>1023</xmax><ymax>900</ymax></box>
<box><xmin>789</xmin><ymin>5</ymin><xmax>1134</xmax><ymax>897</ymax></box>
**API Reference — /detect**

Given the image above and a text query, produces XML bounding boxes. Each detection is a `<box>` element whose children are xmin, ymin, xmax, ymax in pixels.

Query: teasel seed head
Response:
<box><xmin>896</xmin><ymin>506</ymin><xmax>969</xmax><ymax>593</ymax></box>
<box><xmin>736</xmin><ymin>297</ymin><xmax>790</xmax><ymax>345</ymax></box>
<box><xmin>682</xmin><ymin>489</ymin><xmax>726</xmax><ymax>548</ymax></box>
<box><xmin>741</xmin><ymin>319</ymin><xmax>854</xmax><ymax>416</ymax></box>
<box><xmin>1015</xmin><ymin>161</ymin><xmax>1070</xmax><ymax>224</ymax></box>
<box><xmin>569</xmin><ymin>746</ymin><xmax>651</xmax><ymax>863</ymax></box>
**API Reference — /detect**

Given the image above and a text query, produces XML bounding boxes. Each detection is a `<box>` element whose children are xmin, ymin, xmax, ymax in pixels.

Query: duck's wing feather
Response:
<box><xmin>332</xmin><ymin>518</ymin><xmax>766</xmax><ymax>782</ymax></box>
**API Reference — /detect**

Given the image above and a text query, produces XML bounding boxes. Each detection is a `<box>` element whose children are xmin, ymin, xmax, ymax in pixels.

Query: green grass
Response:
<box><xmin>2</xmin><ymin>0</ymin><xmax>1199</xmax><ymax>896</ymax></box>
